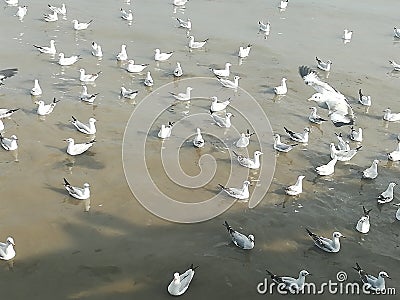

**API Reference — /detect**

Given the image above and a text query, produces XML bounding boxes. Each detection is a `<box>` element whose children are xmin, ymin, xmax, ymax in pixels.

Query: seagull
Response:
<box><xmin>154</xmin><ymin>48</ymin><xmax>173</xmax><ymax>61</ymax></box>
<box><xmin>4</xmin><ymin>0</ymin><xmax>18</xmax><ymax>6</ymax></box>
<box><xmin>116</xmin><ymin>44</ymin><xmax>128</xmax><ymax>61</ymax></box>
<box><xmin>91</xmin><ymin>41</ymin><xmax>103</xmax><ymax>57</ymax></box>
<box><xmin>0</xmin><ymin>134</ymin><xmax>18</xmax><ymax>151</ymax></box>
<box><xmin>388</xmin><ymin>141</ymin><xmax>400</xmax><ymax>161</ymax></box>
<box><xmin>235</xmin><ymin>129</ymin><xmax>254</xmax><ymax>148</ymax></box>
<box><xmin>309</xmin><ymin>107</ymin><xmax>327</xmax><ymax>125</ymax></box>
<box><xmin>377</xmin><ymin>182</ymin><xmax>396</xmax><ymax>204</ymax></box>
<box><xmin>316</xmin><ymin>57</ymin><xmax>332</xmax><ymax>72</ymax></box>
<box><xmin>0</xmin><ymin>120</ymin><xmax>4</xmax><ymax>132</ymax></box>
<box><xmin>193</xmin><ymin>128</ymin><xmax>204</xmax><ymax>148</ymax></box>
<box><xmin>169</xmin><ymin>87</ymin><xmax>193</xmax><ymax>101</ymax></box>
<box><xmin>0</xmin><ymin>68</ymin><xmax>18</xmax><ymax>85</ymax></box>
<box><xmin>168</xmin><ymin>264</ymin><xmax>197</xmax><ymax>296</ymax></box>
<box><xmin>330</xmin><ymin>143</ymin><xmax>361</xmax><ymax>162</ymax></box>
<box><xmin>343</xmin><ymin>29</ymin><xmax>353</xmax><ymax>40</ymax></box>
<box><xmin>315</xmin><ymin>156</ymin><xmax>338</xmax><ymax>176</ymax></box>
<box><xmin>0</xmin><ymin>237</ymin><xmax>16</xmax><ymax>261</ymax></box>
<box><xmin>72</xmin><ymin>19</ymin><xmax>93</xmax><ymax>30</ymax></box>
<box><xmin>284</xmin><ymin>127</ymin><xmax>309</xmax><ymax>143</ymax></box>
<box><xmin>219</xmin><ymin>181</ymin><xmax>250</xmax><ymax>201</ymax></box>
<box><xmin>258</xmin><ymin>21</ymin><xmax>270</xmax><ymax>35</ymax></box>
<box><xmin>383</xmin><ymin>108</ymin><xmax>400</xmax><ymax>122</ymax></box>
<box><xmin>210</xmin><ymin>96</ymin><xmax>230</xmax><ymax>113</ymax></box>
<box><xmin>120</xmin><ymin>86</ymin><xmax>138</xmax><ymax>100</ymax></box>
<box><xmin>43</xmin><ymin>10</ymin><xmax>58</xmax><ymax>22</ymax></box>
<box><xmin>358</xmin><ymin>89</ymin><xmax>371</xmax><ymax>106</ymax></box>
<box><xmin>349</xmin><ymin>126</ymin><xmax>363</xmax><ymax>142</ymax></box>
<box><xmin>158</xmin><ymin>122</ymin><xmax>174</xmax><ymax>139</ymax></box>
<box><xmin>285</xmin><ymin>175</ymin><xmax>305</xmax><ymax>196</ymax></box>
<box><xmin>279</xmin><ymin>0</ymin><xmax>289</xmax><ymax>10</ymax></box>
<box><xmin>265</xmin><ymin>269</ymin><xmax>311</xmax><ymax>293</ymax></box>
<box><xmin>394</xmin><ymin>27</ymin><xmax>400</xmax><ymax>38</ymax></box>
<box><xmin>80</xmin><ymin>85</ymin><xmax>98</xmax><ymax>103</ymax></box>
<box><xmin>389</xmin><ymin>60</ymin><xmax>400</xmax><ymax>71</ymax></box>
<box><xmin>273</xmin><ymin>133</ymin><xmax>296</xmax><ymax>153</ymax></box>
<box><xmin>211</xmin><ymin>112</ymin><xmax>233</xmax><ymax>128</ymax></box>
<box><xmin>232</xmin><ymin>150</ymin><xmax>263</xmax><ymax>169</ymax></box>
<box><xmin>64</xmin><ymin>138</ymin><xmax>95</xmax><ymax>155</ymax></box>
<box><xmin>217</xmin><ymin>75</ymin><xmax>240</xmax><ymax>89</ymax></box>
<box><xmin>63</xmin><ymin>178</ymin><xmax>90</xmax><ymax>200</ymax></box>
<box><xmin>223</xmin><ymin>221</ymin><xmax>254</xmax><ymax>249</ymax></box>
<box><xmin>35</xmin><ymin>98</ymin><xmax>60</xmax><ymax>116</ymax></box>
<box><xmin>48</xmin><ymin>3</ymin><xmax>66</xmax><ymax>15</ymax></box>
<box><xmin>58</xmin><ymin>53</ymin><xmax>80</xmax><ymax>66</ymax></box>
<box><xmin>395</xmin><ymin>204</ymin><xmax>400</xmax><ymax>221</ymax></box>
<box><xmin>120</xmin><ymin>8</ymin><xmax>133</xmax><ymax>21</ymax></box>
<box><xmin>173</xmin><ymin>62</ymin><xmax>183</xmax><ymax>77</ymax></box>
<box><xmin>238</xmin><ymin>44</ymin><xmax>252</xmax><ymax>58</ymax></box>
<box><xmin>15</xmin><ymin>5</ymin><xmax>27</xmax><ymax>20</ymax></box>
<box><xmin>188</xmin><ymin>35</ymin><xmax>208</xmax><ymax>49</ymax></box>
<box><xmin>274</xmin><ymin>78</ymin><xmax>287</xmax><ymax>95</ymax></box>
<box><xmin>30</xmin><ymin>79</ymin><xmax>42</xmax><ymax>96</ymax></box>
<box><xmin>176</xmin><ymin>17</ymin><xmax>191</xmax><ymax>30</ymax></box>
<box><xmin>353</xmin><ymin>263</ymin><xmax>391</xmax><ymax>292</ymax></box>
<box><xmin>126</xmin><ymin>60</ymin><xmax>148</xmax><ymax>73</ymax></box>
<box><xmin>335</xmin><ymin>133</ymin><xmax>350</xmax><ymax>151</ymax></box>
<box><xmin>0</xmin><ymin>108</ymin><xmax>19</xmax><ymax>119</ymax></box>
<box><xmin>173</xmin><ymin>0</ymin><xmax>189</xmax><ymax>6</ymax></box>
<box><xmin>79</xmin><ymin>69</ymin><xmax>101</xmax><ymax>82</ymax></box>
<box><xmin>144</xmin><ymin>71</ymin><xmax>154</xmax><ymax>87</ymax></box>
<box><xmin>306</xmin><ymin>228</ymin><xmax>344</xmax><ymax>253</ymax></box>
<box><xmin>356</xmin><ymin>206</ymin><xmax>372</xmax><ymax>234</ymax></box>
<box><xmin>33</xmin><ymin>40</ymin><xmax>56</xmax><ymax>55</ymax></box>
<box><xmin>70</xmin><ymin>116</ymin><xmax>96</xmax><ymax>135</ymax></box>
<box><xmin>362</xmin><ymin>159</ymin><xmax>379</xmax><ymax>179</ymax></box>
<box><xmin>210</xmin><ymin>62</ymin><xmax>231</xmax><ymax>77</ymax></box>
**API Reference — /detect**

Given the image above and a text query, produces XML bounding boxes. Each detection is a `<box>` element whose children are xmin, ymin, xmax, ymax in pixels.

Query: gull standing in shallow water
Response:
<box><xmin>144</xmin><ymin>71</ymin><xmax>154</xmax><ymax>87</ymax></box>
<box><xmin>91</xmin><ymin>42</ymin><xmax>103</xmax><ymax>58</ymax></box>
<box><xmin>158</xmin><ymin>122</ymin><xmax>174</xmax><ymax>139</ymax></box>
<box><xmin>279</xmin><ymin>0</ymin><xmax>289</xmax><ymax>10</ymax></box>
<box><xmin>43</xmin><ymin>10</ymin><xmax>58</xmax><ymax>22</ymax></box>
<box><xmin>349</xmin><ymin>126</ymin><xmax>363</xmax><ymax>142</ymax></box>
<box><xmin>72</xmin><ymin>19</ymin><xmax>93</xmax><ymax>30</ymax></box>
<box><xmin>358</xmin><ymin>89</ymin><xmax>371</xmax><ymax>106</ymax></box>
<box><xmin>383</xmin><ymin>108</ymin><xmax>400</xmax><ymax>122</ymax></box>
<box><xmin>120</xmin><ymin>87</ymin><xmax>138</xmax><ymax>100</ymax></box>
<box><xmin>306</xmin><ymin>228</ymin><xmax>345</xmax><ymax>253</ymax></box>
<box><xmin>33</xmin><ymin>40</ymin><xmax>56</xmax><ymax>55</ymax></box>
<box><xmin>176</xmin><ymin>18</ymin><xmax>191</xmax><ymax>30</ymax></box>
<box><xmin>211</xmin><ymin>112</ymin><xmax>233</xmax><ymax>128</ymax></box>
<box><xmin>154</xmin><ymin>49</ymin><xmax>173</xmax><ymax>61</ymax></box>
<box><xmin>30</xmin><ymin>79</ymin><xmax>42</xmax><ymax>96</ymax></box>
<box><xmin>79</xmin><ymin>69</ymin><xmax>101</xmax><ymax>82</ymax></box>
<box><xmin>285</xmin><ymin>175</ymin><xmax>305</xmax><ymax>196</ymax></box>
<box><xmin>63</xmin><ymin>178</ymin><xmax>90</xmax><ymax>200</ymax></box>
<box><xmin>273</xmin><ymin>133</ymin><xmax>296</xmax><ymax>153</ymax></box>
<box><xmin>0</xmin><ymin>134</ymin><xmax>18</xmax><ymax>151</ymax></box>
<box><xmin>316</xmin><ymin>57</ymin><xmax>332</xmax><ymax>72</ymax></box>
<box><xmin>394</xmin><ymin>27</ymin><xmax>400</xmax><ymax>38</ymax></box>
<box><xmin>266</xmin><ymin>269</ymin><xmax>311</xmax><ymax>293</ymax></box>
<box><xmin>218</xmin><ymin>181</ymin><xmax>250</xmax><ymax>201</ymax></box>
<box><xmin>223</xmin><ymin>221</ymin><xmax>254</xmax><ymax>249</ymax></box>
<box><xmin>356</xmin><ymin>206</ymin><xmax>372</xmax><ymax>234</ymax></box>
<box><xmin>258</xmin><ymin>21</ymin><xmax>270</xmax><ymax>37</ymax></box>
<box><xmin>35</xmin><ymin>98</ymin><xmax>60</xmax><ymax>116</ymax></box>
<box><xmin>274</xmin><ymin>78</ymin><xmax>287</xmax><ymax>95</ymax></box>
<box><xmin>173</xmin><ymin>0</ymin><xmax>189</xmax><ymax>6</ymax></box>
<box><xmin>235</xmin><ymin>129</ymin><xmax>254</xmax><ymax>148</ymax></box>
<box><xmin>116</xmin><ymin>44</ymin><xmax>128</xmax><ymax>61</ymax></box>
<box><xmin>210</xmin><ymin>62</ymin><xmax>231</xmax><ymax>77</ymax></box>
<box><xmin>64</xmin><ymin>138</ymin><xmax>95</xmax><ymax>155</ymax></box>
<box><xmin>284</xmin><ymin>127</ymin><xmax>309</xmax><ymax>143</ymax></box>
<box><xmin>315</xmin><ymin>156</ymin><xmax>338</xmax><ymax>176</ymax></box>
<box><xmin>170</xmin><ymin>87</ymin><xmax>192</xmax><ymax>101</ymax></box>
<box><xmin>126</xmin><ymin>60</ymin><xmax>148</xmax><ymax>73</ymax></box>
<box><xmin>362</xmin><ymin>160</ymin><xmax>379</xmax><ymax>179</ymax></box>
<box><xmin>238</xmin><ymin>44</ymin><xmax>252</xmax><ymax>58</ymax></box>
<box><xmin>0</xmin><ymin>237</ymin><xmax>16</xmax><ymax>261</ymax></box>
<box><xmin>0</xmin><ymin>108</ymin><xmax>19</xmax><ymax>119</ymax></box>
<box><xmin>329</xmin><ymin>143</ymin><xmax>361</xmax><ymax>162</ymax></box>
<box><xmin>58</xmin><ymin>53</ymin><xmax>80</xmax><ymax>66</ymax></box>
<box><xmin>343</xmin><ymin>29</ymin><xmax>353</xmax><ymax>41</ymax></box>
<box><xmin>389</xmin><ymin>60</ymin><xmax>400</xmax><ymax>71</ymax></box>
<box><xmin>353</xmin><ymin>263</ymin><xmax>391</xmax><ymax>292</ymax></box>
<box><xmin>48</xmin><ymin>3</ymin><xmax>66</xmax><ymax>15</ymax></box>
<box><xmin>188</xmin><ymin>35</ymin><xmax>208</xmax><ymax>49</ymax></box>
<box><xmin>120</xmin><ymin>8</ymin><xmax>133</xmax><ymax>21</ymax></box>
<box><xmin>388</xmin><ymin>141</ymin><xmax>400</xmax><ymax>161</ymax></box>
<box><xmin>193</xmin><ymin>128</ymin><xmax>204</xmax><ymax>148</ymax></box>
<box><xmin>217</xmin><ymin>75</ymin><xmax>240</xmax><ymax>89</ymax></box>
<box><xmin>70</xmin><ymin>116</ymin><xmax>96</xmax><ymax>135</ymax></box>
<box><xmin>168</xmin><ymin>264</ymin><xmax>197</xmax><ymax>296</ymax></box>
<box><xmin>80</xmin><ymin>86</ymin><xmax>98</xmax><ymax>103</ymax></box>
<box><xmin>210</xmin><ymin>96</ymin><xmax>230</xmax><ymax>113</ymax></box>
<box><xmin>173</xmin><ymin>62</ymin><xmax>183</xmax><ymax>77</ymax></box>
<box><xmin>377</xmin><ymin>183</ymin><xmax>396</xmax><ymax>204</ymax></box>
<box><xmin>15</xmin><ymin>5</ymin><xmax>27</xmax><ymax>20</ymax></box>
<box><xmin>309</xmin><ymin>107</ymin><xmax>327</xmax><ymax>124</ymax></box>
<box><xmin>232</xmin><ymin>150</ymin><xmax>263</xmax><ymax>169</ymax></box>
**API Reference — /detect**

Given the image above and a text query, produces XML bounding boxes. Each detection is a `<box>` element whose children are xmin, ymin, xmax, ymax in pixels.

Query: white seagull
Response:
<box><xmin>362</xmin><ymin>160</ymin><xmax>379</xmax><ymax>179</ymax></box>
<box><xmin>388</xmin><ymin>141</ymin><xmax>400</xmax><ymax>161</ymax></box>
<box><xmin>211</xmin><ymin>112</ymin><xmax>233</xmax><ymax>128</ymax></box>
<box><xmin>176</xmin><ymin>18</ymin><xmax>191</xmax><ymax>30</ymax></box>
<box><xmin>35</xmin><ymin>98</ymin><xmax>60</xmax><ymax>116</ymax></box>
<box><xmin>79</xmin><ymin>69</ymin><xmax>101</xmax><ymax>82</ymax></box>
<box><xmin>70</xmin><ymin>116</ymin><xmax>96</xmax><ymax>135</ymax></box>
<box><xmin>193</xmin><ymin>128</ymin><xmax>205</xmax><ymax>148</ymax></box>
<box><xmin>30</xmin><ymin>79</ymin><xmax>42</xmax><ymax>96</ymax></box>
<box><xmin>329</xmin><ymin>143</ymin><xmax>361</xmax><ymax>162</ymax></box>
<box><xmin>284</xmin><ymin>126</ymin><xmax>309</xmax><ymax>143</ymax></box>
<box><xmin>126</xmin><ymin>60</ymin><xmax>148</xmax><ymax>73</ymax></box>
<box><xmin>258</xmin><ymin>21</ymin><xmax>270</xmax><ymax>36</ymax></box>
<box><xmin>219</xmin><ymin>181</ymin><xmax>250</xmax><ymax>201</ymax></box>
<box><xmin>306</xmin><ymin>228</ymin><xmax>345</xmax><ymax>253</ymax></box>
<box><xmin>210</xmin><ymin>96</ymin><xmax>230</xmax><ymax>113</ymax></box>
<box><xmin>169</xmin><ymin>87</ymin><xmax>193</xmax><ymax>101</ymax></box>
<box><xmin>0</xmin><ymin>237</ymin><xmax>16</xmax><ymax>261</ymax></box>
<box><xmin>116</xmin><ymin>44</ymin><xmax>128</xmax><ymax>61</ymax></box>
<box><xmin>389</xmin><ymin>60</ymin><xmax>400</xmax><ymax>71</ymax></box>
<box><xmin>356</xmin><ymin>206</ymin><xmax>372</xmax><ymax>234</ymax></box>
<box><xmin>167</xmin><ymin>264</ymin><xmax>197</xmax><ymax>296</ymax></box>
<box><xmin>58</xmin><ymin>53</ymin><xmax>80</xmax><ymax>66</ymax></box>
<box><xmin>279</xmin><ymin>0</ymin><xmax>289</xmax><ymax>10</ymax></box>
<box><xmin>335</xmin><ymin>133</ymin><xmax>350</xmax><ymax>151</ymax></box>
<box><xmin>343</xmin><ymin>29</ymin><xmax>353</xmax><ymax>40</ymax></box>
<box><xmin>377</xmin><ymin>182</ymin><xmax>396</xmax><ymax>204</ymax></box>
<box><xmin>63</xmin><ymin>178</ymin><xmax>90</xmax><ymax>200</ymax></box>
<box><xmin>33</xmin><ymin>39</ymin><xmax>56</xmax><ymax>55</ymax></box>
<box><xmin>173</xmin><ymin>62</ymin><xmax>183</xmax><ymax>77</ymax></box>
<box><xmin>64</xmin><ymin>138</ymin><xmax>95</xmax><ymax>155</ymax></box>
<box><xmin>316</xmin><ymin>56</ymin><xmax>332</xmax><ymax>72</ymax></box>
<box><xmin>353</xmin><ymin>263</ymin><xmax>391</xmax><ymax>292</ymax></box>
<box><xmin>158</xmin><ymin>122</ymin><xmax>174</xmax><ymax>139</ymax></box>
<box><xmin>232</xmin><ymin>150</ymin><xmax>263</xmax><ymax>169</ymax></box>
<box><xmin>72</xmin><ymin>19</ymin><xmax>93</xmax><ymax>30</ymax></box>
<box><xmin>383</xmin><ymin>108</ymin><xmax>400</xmax><ymax>122</ymax></box>
<box><xmin>273</xmin><ymin>133</ymin><xmax>296</xmax><ymax>153</ymax></box>
<box><xmin>349</xmin><ymin>126</ymin><xmax>363</xmax><ymax>142</ymax></box>
<box><xmin>0</xmin><ymin>68</ymin><xmax>18</xmax><ymax>86</ymax></box>
<box><xmin>120</xmin><ymin>8</ymin><xmax>133</xmax><ymax>21</ymax></box>
<box><xmin>235</xmin><ymin>129</ymin><xmax>254</xmax><ymax>148</ymax></box>
<box><xmin>0</xmin><ymin>108</ymin><xmax>19</xmax><ymax>119</ymax></box>
<box><xmin>210</xmin><ymin>62</ymin><xmax>231</xmax><ymax>77</ymax></box>
<box><xmin>0</xmin><ymin>134</ymin><xmax>18</xmax><ymax>151</ymax></box>
<box><xmin>91</xmin><ymin>41</ymin><xmax>103</xmax><ymax>57</ymax></box>
<box><xmin>285</xmin><ymin>175</ymin><xmax>305</xmax><ymax>196</ymax></box>
<box><xmin>188</xmin><ymin>35</ymin><xmax>208</xmax><ymax>49</ymax></box>
<box><xmin>394</xmin><ymin>27</ymin><xmax>400</xmax><ymax>38</ymax></box>
<box><xmin>173</xmin><ymin>0</ymin><xmax>189</xmax><ymax>6</ymax></box>
<box><xmin>4</xmin><ymin>0</ymin><xmax>18</xmax><ymax>6</ymax></box>
<box><xmin>15</xmin><ymin>5</ymin><xmax>27</xmax><ymax>20</ymax></box>
<box><xmin>120</xmin><ymin>86</ymin><xmax>138</xmax><ymax>100</ymax></box>
<box><xmin>266</xmin><ymin>269</ymin><xmax>310</xmax><ymax>293</ymax></box>
<box><xmin>48</xmin><ymin>3</ymin><xmax>66</xmax><ymax>15</ymax></box>
<box><xmin>217</xmin><ymin>75</ymin><xmax>240</xmax><ymax>89</ymax></box>
<box><xmin>238</xmin><ymin>44</ymin><xmax>252</xmax><ymax>58</ymax></box>
<box><xmin>80</xmin><ymin>85</ymin><xmax>98</xmax><ymax>103</ymax></box>
<box><xmin>144</xmin><ymin>71</ymin><xmax>154</xmax><ymax>87</ymax></box>
<box><xmin>358</xmin><ymin>89</ymin><xmax>371</xmax><ymax>106</ymax></box>
<box><xmin>223</xmin><ymin>221</ymin><xmax>254</xmax><ymax>249</ymax></box>
<box><xmin>309</xmin><ymin>107</ymin><xmax>327</xmax><ymax>125</ymax></box>
<box><xmin>315</xmin><ymin>156</ymin><xmax>338</xmax><ymax>176</ymax></box>
<box><xmin>154</xmin><ymin>49</ymin><xmax>173</xmax><ymax>61</ymax></box>
<box><xmin>395</xmin><ymin>204</ymin><xmax>400</xmax><ymax>221</ymax></box>
<box><xmin>43</xmin><ymin>10</ymin><xmax>58</xmax><ymax>22</ymax></box>
<box><xmin>274</xmin><ymin>77</ymin><xmax>287</xmax><ymax>95</ymax></box>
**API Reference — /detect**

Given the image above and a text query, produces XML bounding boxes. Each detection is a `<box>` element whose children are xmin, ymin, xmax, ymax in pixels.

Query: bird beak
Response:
<box><xmin>387</xmin><ymin>276</ymin><xmax>392</xmax><ymax>280</ymax></box>
<box><xmin>307</xmin><ymin>97</ymin><xmax>313</xmax><ymax>101</ymax></box>
<box><xmin>63</xmin><ymin>139</ymin><xmax>68</xmax><ymax>142</ymax></box>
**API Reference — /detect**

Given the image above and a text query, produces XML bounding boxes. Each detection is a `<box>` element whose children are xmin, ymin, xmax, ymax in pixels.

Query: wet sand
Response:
<box><xmin>0</xmin><ymin>0</ymin><xmax>400</xmax><ymax>299</ymax></box>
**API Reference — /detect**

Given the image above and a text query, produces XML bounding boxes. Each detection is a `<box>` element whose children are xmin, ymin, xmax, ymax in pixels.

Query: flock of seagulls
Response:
<box><xmin>1</xmin><ymin>0</ymin><xmax>399</xmax><ymax>296</ymax></box>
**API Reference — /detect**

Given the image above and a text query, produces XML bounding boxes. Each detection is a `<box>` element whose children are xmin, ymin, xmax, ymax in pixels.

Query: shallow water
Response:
<box><xmin>0</xmin><ymin>0</ymin><xmax>399</xmax><ymax>299</ymax></box>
